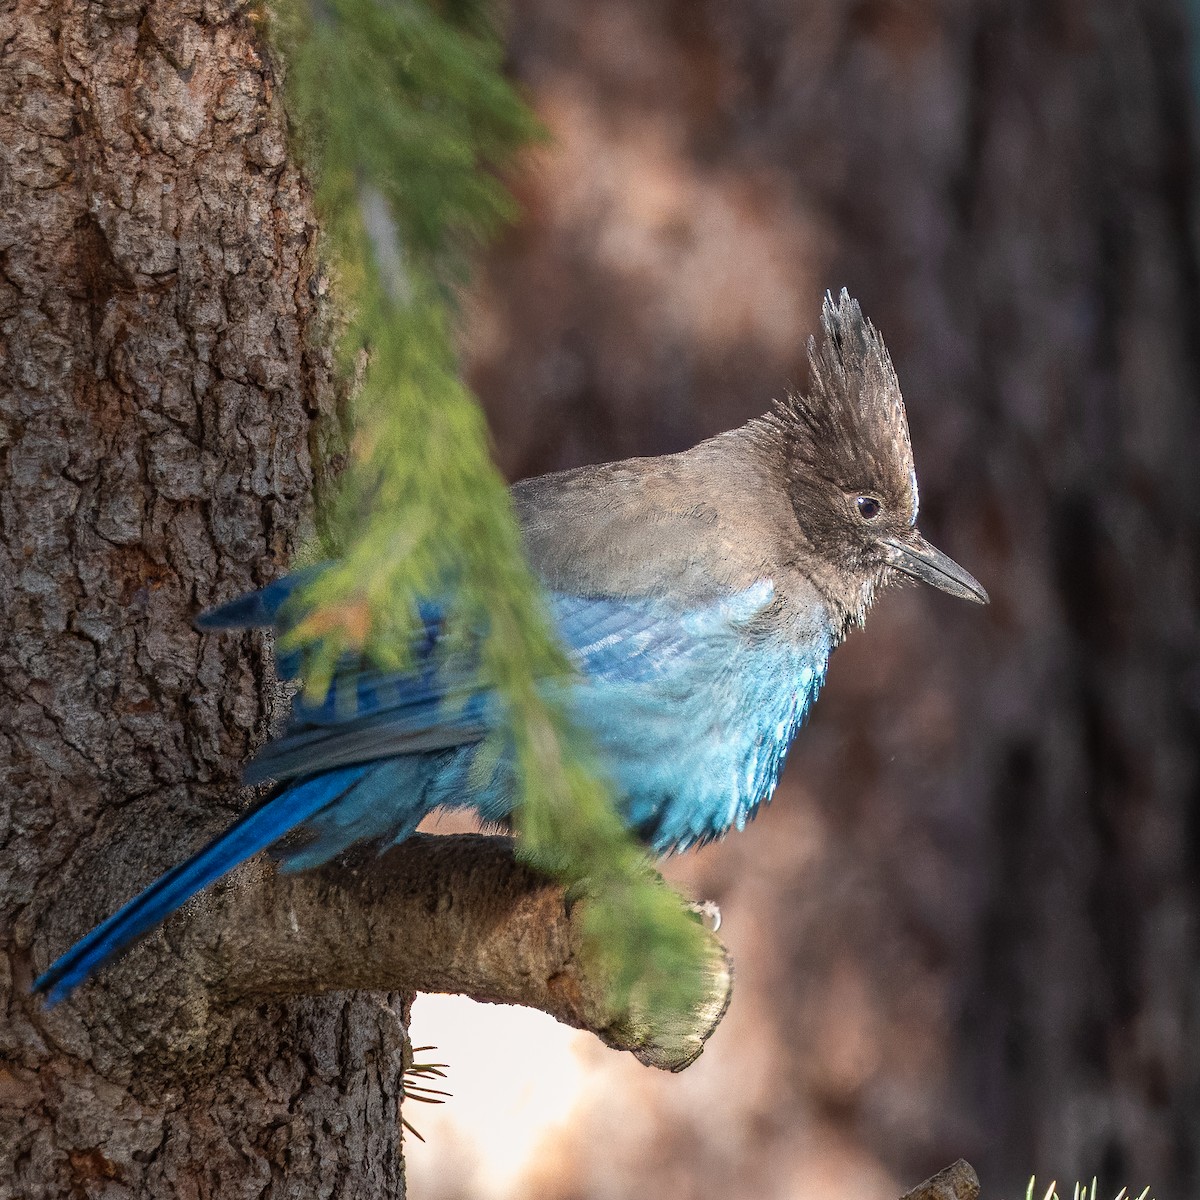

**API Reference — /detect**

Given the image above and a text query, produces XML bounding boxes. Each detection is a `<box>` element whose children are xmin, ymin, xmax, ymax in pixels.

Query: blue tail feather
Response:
<box><xmin>194</xmin><ymin>570</ymin><xmax>319</xmax><ymax>633</ymax></box>
<box><xmin>33</xmin><ymin>766</ymin><xmax>368</xmax><ymax>1006</ymax></box>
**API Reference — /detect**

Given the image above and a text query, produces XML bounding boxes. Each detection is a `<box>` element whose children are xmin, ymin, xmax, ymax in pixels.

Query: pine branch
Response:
<box><xmin>264</xmin><ymin>0</ymin><xmax>718</xmax><ymax>1036</ymax></box>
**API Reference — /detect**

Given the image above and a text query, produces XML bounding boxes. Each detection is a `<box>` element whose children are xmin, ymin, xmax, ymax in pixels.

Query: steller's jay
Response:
<box><xmin>35</xmin><ymin>289</ymin><xmax>987</xmax><ymax>1005</ymax></box>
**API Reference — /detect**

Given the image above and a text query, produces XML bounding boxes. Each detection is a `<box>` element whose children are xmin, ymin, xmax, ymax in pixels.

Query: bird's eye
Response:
<box><xmin>855</xmin><ymin>495</ymin><xmax>882</xmax><ymax>521</ymax></box>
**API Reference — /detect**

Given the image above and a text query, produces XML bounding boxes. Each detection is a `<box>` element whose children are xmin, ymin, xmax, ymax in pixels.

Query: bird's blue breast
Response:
<box><xmin>559</xmin><ymin>595</ymin><xmax>829</xmax><ymax>851</ymax></box>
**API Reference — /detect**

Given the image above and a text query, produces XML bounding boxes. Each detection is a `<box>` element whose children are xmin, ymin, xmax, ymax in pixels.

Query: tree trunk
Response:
<box><xmin>0</xmin><ymin>2</ymin><xmax>410</xmax><ymax>1195</ymax></box>
<box><xmin>468</xmin><ymin>0</ymin><xmax>1200</xmax><ymax>1195</ymax></box>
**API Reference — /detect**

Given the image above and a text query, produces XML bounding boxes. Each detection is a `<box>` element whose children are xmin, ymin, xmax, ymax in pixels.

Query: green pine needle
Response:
<box><xmin>402</xmin><ymin>1044</ymin><xmax>452</xmax><ymax>1141</ymax></box>
<box><xmin>1025</xmin><ymin>1177</ymin><xmax>1153</xmax><ymax>1200</ymax></box>
<box><xmin>266</xmin><ymin>0</ymin><xmax>712</xmax><ymax>1030</ymax></box>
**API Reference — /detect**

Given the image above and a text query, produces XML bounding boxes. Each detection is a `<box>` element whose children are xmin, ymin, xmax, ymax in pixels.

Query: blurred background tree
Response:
<box><xmin>408</xmin><ymin>1</ymin><xmax>1200</xmax><ymax>1198</ymax></box>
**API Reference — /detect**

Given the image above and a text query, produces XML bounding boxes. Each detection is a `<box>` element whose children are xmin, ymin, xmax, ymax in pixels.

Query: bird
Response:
<box><xmin>34</xmin><ymin>289</ymin><xmax>987</xmax><ymax>1005</ymax></box>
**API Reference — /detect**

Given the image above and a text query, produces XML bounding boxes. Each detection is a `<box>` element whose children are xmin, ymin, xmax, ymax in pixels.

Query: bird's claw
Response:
<box><xmin>687</xmin><ymin>900</ymin><xmax>722</xmax><ymax>934</ymax></box>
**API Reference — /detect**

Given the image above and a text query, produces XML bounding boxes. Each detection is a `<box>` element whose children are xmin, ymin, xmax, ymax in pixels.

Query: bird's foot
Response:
<box><xmin>687</xmin><ymin>900</ymin><xmax>722</xmax><ymax>934</ymax></box>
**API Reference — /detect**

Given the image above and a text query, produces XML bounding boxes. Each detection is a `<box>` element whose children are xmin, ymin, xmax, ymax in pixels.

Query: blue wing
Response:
<box><xmin>214</xmin><ymin>572</ymin><xmax>828</xmax><ymax>855</ymax></box>
<box><xmin>190</xmin><ymin>572</ymin><xmax>770</xmax><ymax>771</ymax></box>
<box><xmin>35</xmin><ymin>572</ymin><xmax>827</xmax><ymax>1003</ymax></box>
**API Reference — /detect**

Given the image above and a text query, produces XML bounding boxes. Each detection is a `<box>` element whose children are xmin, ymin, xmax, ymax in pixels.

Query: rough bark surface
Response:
<box><xmin>899</xmin><ymin>1160</ymin><xmax>980</xmax><ymax>1200</ymax></box>
<box><xmin>0</xmin><ymin>2</ymin><xmax>409</xmax><ymax>1196</ymax></box>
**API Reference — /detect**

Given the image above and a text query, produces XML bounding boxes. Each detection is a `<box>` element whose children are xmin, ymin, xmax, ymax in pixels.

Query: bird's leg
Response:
<box><xmin>687</xmin><ymin>900</ymin><xmax>722</xmax><ymax>933</ymax></box>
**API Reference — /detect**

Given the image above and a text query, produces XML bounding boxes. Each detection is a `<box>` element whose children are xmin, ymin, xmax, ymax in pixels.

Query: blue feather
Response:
<box><xmin>33</xmin><ymin>766</ymin><xmax>368</xmax><ymax>1006</ymax></box>
<box><xmin>194</xmin><ymin>569</ymin><xmax>319</xmax><ymax>633</ymax></box>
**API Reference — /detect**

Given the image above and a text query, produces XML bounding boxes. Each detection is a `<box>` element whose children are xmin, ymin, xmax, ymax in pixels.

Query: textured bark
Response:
<box><xmin>899</xmin><ymin>1161</ymin><xmax>980</xmax><ymax>1200</ymax></box>
<box><xmin>0</xmin><ymin>2</ymin><xmax>411</xmax><ymax>1196</ymax></box>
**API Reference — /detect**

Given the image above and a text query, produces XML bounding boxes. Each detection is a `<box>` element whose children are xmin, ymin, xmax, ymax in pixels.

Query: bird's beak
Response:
<box><xmin>881</xmin><ymin>532</ymin><xmax>989</xmax><ymax>604</ymax></box>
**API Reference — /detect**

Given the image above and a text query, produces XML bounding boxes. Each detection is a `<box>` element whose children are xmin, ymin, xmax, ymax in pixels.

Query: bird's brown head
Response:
<box><xmin>761</xmin><ymin>289</ymin><xmax>987</xmax><ymax>626</ymax></box>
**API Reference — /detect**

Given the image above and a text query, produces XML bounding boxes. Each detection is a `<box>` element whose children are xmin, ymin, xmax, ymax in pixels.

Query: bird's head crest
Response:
<box><xmin>773</xmin><ymin>288</ymin><xmax>917</xmax><ymax>527</ymax></box>
<box><xmin>755</xmin><ymin>289</ymin><xmax>986</xmax><ymax>630</ymax></box>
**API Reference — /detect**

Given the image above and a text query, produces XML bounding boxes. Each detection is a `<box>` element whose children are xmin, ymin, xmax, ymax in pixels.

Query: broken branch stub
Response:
<box><xmin>192</xmin><ymin>833</ymin><xmax>732</xmax><ymax>1072</ymax></box>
